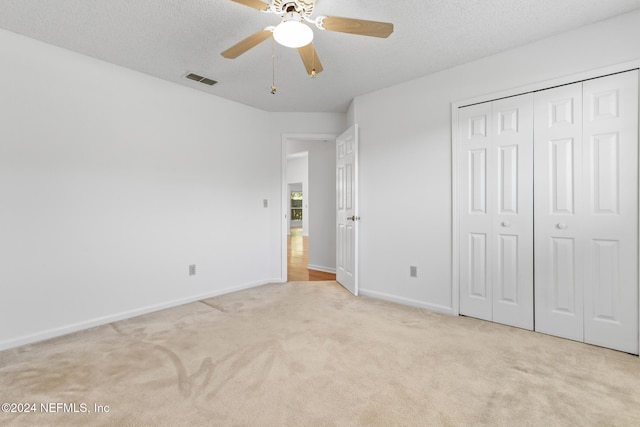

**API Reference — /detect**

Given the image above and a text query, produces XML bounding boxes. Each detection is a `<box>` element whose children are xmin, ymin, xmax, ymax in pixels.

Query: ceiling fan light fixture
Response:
<box><xmin>273</xmin><ymin>11</ymin><xmax>313</xmax><ymax>48</ymax></box>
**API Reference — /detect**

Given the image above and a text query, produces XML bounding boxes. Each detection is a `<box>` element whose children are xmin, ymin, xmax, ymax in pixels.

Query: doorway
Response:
<box><xmin>282</xmin><ymin>133</ymin><xmax>338</xmax><ymax>282</ymax></box>
<box><xmin>288</xmin><ymin>226</ymin><xmax>336</xmax><ymax>281</ymax></box>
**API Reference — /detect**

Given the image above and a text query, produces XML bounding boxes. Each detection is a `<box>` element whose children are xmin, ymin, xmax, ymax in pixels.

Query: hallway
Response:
<box><xmin>287</xmin><ymin>227</ymin><xmax>336</xmax><ymax>281</ymax></box>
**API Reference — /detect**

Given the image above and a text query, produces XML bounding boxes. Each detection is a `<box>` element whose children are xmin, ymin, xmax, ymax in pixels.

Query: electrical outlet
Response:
<box><xmin>189</xmin><ymin>264</ymin><xmax>196</xmax><ymax>276</ymax></box>
<box><xmin>410</xmin><ymin>266</ymin><xmax>417</xmax><ymax>278</ymax></box>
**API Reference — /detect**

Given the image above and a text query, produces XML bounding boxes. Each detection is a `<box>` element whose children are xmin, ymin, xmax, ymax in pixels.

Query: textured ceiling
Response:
<box><xmin>1</xmin><ymin>0</ymin><xmax>640</xmax><ymax>112</ymax></box>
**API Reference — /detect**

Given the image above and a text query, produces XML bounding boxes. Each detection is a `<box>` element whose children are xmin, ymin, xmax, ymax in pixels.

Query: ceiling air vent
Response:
<box><xmin>185</xmin><ymin>73</ymin><xmax>217</xmax><ymax>86</ymax></box>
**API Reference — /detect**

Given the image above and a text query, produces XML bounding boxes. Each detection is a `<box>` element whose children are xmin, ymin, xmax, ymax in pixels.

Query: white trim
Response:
<box><xmin>0</xmin><ymin>279</ymin><xmax>278</xmax><ymax>352</ymax></box>
<box><xmin>451</xmin><ymin>102</ymin><xmax>460</xmax><ymax>316</ymax></box>
<box><xmin>354</xmin><ymin>124</ymin><xmax>360</xmax><ymax>296</ymax></box>
<box><xmin>359</xmin><ymin>288</ymin><xmax>453</xmax><ymax>315</ymax></box>
<box><xmin>287</xmin><ymin>151</ymin><xmax>309</xmax><ymax>160</ymax></box>
<box><xmin>451</xmin><ymin>60</ymin><xmax>640</xmax><ymax>347</ymax></box>
<box><xmin>281</xmin><ymin>132</ymin><xmax>338</xmax><ymax>283</ymax></box>
<box><xmin>307</xmin><ymin>264</ymin><xmax>337</xmax><ymax>274</ymax></box>
<box><xmin>455</xmin><ymin>60</ymin><xmax>640</xmax><ymax>108</ymax></box>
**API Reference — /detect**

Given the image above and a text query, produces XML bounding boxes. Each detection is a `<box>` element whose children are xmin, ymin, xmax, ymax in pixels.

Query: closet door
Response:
<box><xmin>459</xmin><ymin>102</ymin><xmax>494</xmax><ymax>322</ymax></box>
<box><xmin>535</xmin><ymin>71</ymin><xmax>638</xmax><ymax>354</ymax></box>
<box><xmin>492</xmin><ymin>95</ymin><xmax>534</xmax><ymax>329</ymax></box>
<box><xmin>459</xmin><ymin>94</ymin><xmax>534</xmax><ymax>329</ymax></box>
<box><xmin>582</xmin><ymin>71</ymin><xmax>638</xmax><ymax>354</ymax></box>
<box><xmin>534</xmin><ymin>83</ymin><xmax>584</xmax><ymax>342</ymax></box>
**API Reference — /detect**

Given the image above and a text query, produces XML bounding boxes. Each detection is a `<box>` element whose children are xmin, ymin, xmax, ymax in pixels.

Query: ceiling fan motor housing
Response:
<box><xmin>270</xmin><ymin>0</ymin><xmax>315</xmax><ymax>17</ymax></box>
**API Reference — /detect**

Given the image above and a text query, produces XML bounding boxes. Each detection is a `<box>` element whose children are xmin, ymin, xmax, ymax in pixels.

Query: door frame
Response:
<box><xmin>281</xmin><ymin>132</ymin><xmax>337</xmax><ymax>282</ymax></box>
<box><xmin>451</xmin><ymin>59</ymin><xmax>640</xmax><ymax>325</ymax></box>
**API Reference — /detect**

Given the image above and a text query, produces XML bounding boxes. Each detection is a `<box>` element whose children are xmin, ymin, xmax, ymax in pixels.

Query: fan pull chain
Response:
<box><xmin>270</xmin><ymin>37</ymin><xmax>277</xmax><ymax>94</ymax></box>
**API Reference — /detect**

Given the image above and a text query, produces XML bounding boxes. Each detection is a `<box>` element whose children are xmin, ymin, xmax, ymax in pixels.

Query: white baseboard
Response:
<box><xmin>358</xmin><ymin>288</ymin><xmax>453</xmax><ymax>316</ymax></box>
<box><xmin>0</xmin><ymin>279</ymin><xmax>277</xmax><ymax>352</ymax></box>
<box><xmin>307</xmin><ymin>264</ymin><xmax>336</xmax><ymax>274</ymax></box>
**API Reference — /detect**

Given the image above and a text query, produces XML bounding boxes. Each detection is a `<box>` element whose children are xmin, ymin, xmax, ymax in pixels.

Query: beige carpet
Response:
<box><xmin>1</xmin><ymin>281</ymin><xmax>639</xmax><ymax>426</ymax></box>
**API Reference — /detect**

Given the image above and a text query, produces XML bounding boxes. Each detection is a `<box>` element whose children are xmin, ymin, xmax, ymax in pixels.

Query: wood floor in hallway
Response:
<box><xmin>287</xmin><ymin>227</ymin><xmax>336</xmax><ymax>281</ymax></box>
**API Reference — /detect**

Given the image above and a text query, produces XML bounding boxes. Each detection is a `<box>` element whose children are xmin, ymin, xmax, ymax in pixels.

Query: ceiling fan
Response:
<box><xmin>221</xmin><ymin>0</ymin><xmax>394</xmax><ymax>77</ymax></box>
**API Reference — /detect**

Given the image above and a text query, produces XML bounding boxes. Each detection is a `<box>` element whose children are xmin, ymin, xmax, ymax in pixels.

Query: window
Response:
<box><xmin>291</xmin><ymin>191</ymin><xmax>303</xmax><ymax>220</ymax></box>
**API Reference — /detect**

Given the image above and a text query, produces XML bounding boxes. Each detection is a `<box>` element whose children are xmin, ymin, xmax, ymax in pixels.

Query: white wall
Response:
<box><xmin>353</xmin><ymin>9</ymin><xmax>640</xmax><ymax>313</ymax></box>
<box><xmin>270</xmin><ymin>113</ymin><xmax>346</xmax><ymax>136</ymax></box>
<box><xmin>346</xmin><ymin>100</ymin><xmax>356</xmax><ymax>128</ymax></box>
<box><xmin>0</xmin><ymin>28</ymin><xmax>346</xmax><ymax>350</ymax></box>
<box><xmin>287</xmin><ymin>140</ymin><xmax>336</xmax><ymax>273</ymax></box>
<box><xmin>0</xmin><ymin>29</ymin><xmax>348</xmax><ymax>350</ymax></box>
<box><xmin>287</xmin><ymin>154</ymin><xmax>308</xmax><ymax>233</ymax></box>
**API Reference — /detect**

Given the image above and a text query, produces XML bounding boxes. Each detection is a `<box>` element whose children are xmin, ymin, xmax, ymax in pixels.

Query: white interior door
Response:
<box><xmin>581</xmin><ymin>71</ymin><xmax>638</xmax><ymax>354</ymax></box>
<box><xmin>458</xmin><ymin>94</ymin><xmax>534</xmax><ymax>329</ymax></box>
<box><xmin>491</xmin><ymin>94</ymin><xmax>534</xmax><ymax>330</ymax></box>
<box><xmin>459</xmin><ymin>102</ymin><xmax>494</xmax><ymax>321</ymax></box>
<box><xmin>534</xmin><ymin>82</ymin><xmax>585</xmax><ymax>342</ymax></box>
<box><xmin>535</xmin><ymin>71</ymin><xmax>638</xmax><ymax>354</ymax></box>
<box><xmin>336</xmin><ymin>124</ymin><xmax>358</xmax><ymax>295</ymax></box>
<box><xmin>457</xmin><ymin>69</ymin><xmax>639</xmax><ymax>353</ymax></box>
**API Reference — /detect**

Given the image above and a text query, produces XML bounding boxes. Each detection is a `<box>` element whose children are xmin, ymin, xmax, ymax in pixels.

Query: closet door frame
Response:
<box><xmin>451</xmin><ymin>60</ymin><xmax>640</xmax><ymax>354</ymax></box>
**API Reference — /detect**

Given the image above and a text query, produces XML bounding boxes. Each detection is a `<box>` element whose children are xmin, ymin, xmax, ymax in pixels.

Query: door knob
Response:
<box><xmin>501</xmin><ymin>221</ymin><xmax>511</xmax><ymax>227</ymax></box>
<box><xmin>556</xmin><ymin>223</ymin><xmax>568</xmax><ymax>230</ymax></box>
<box><xmin>347</xmin><ymin>216</ymin><xmax>360</xmax><ymax>221</ymax></box>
